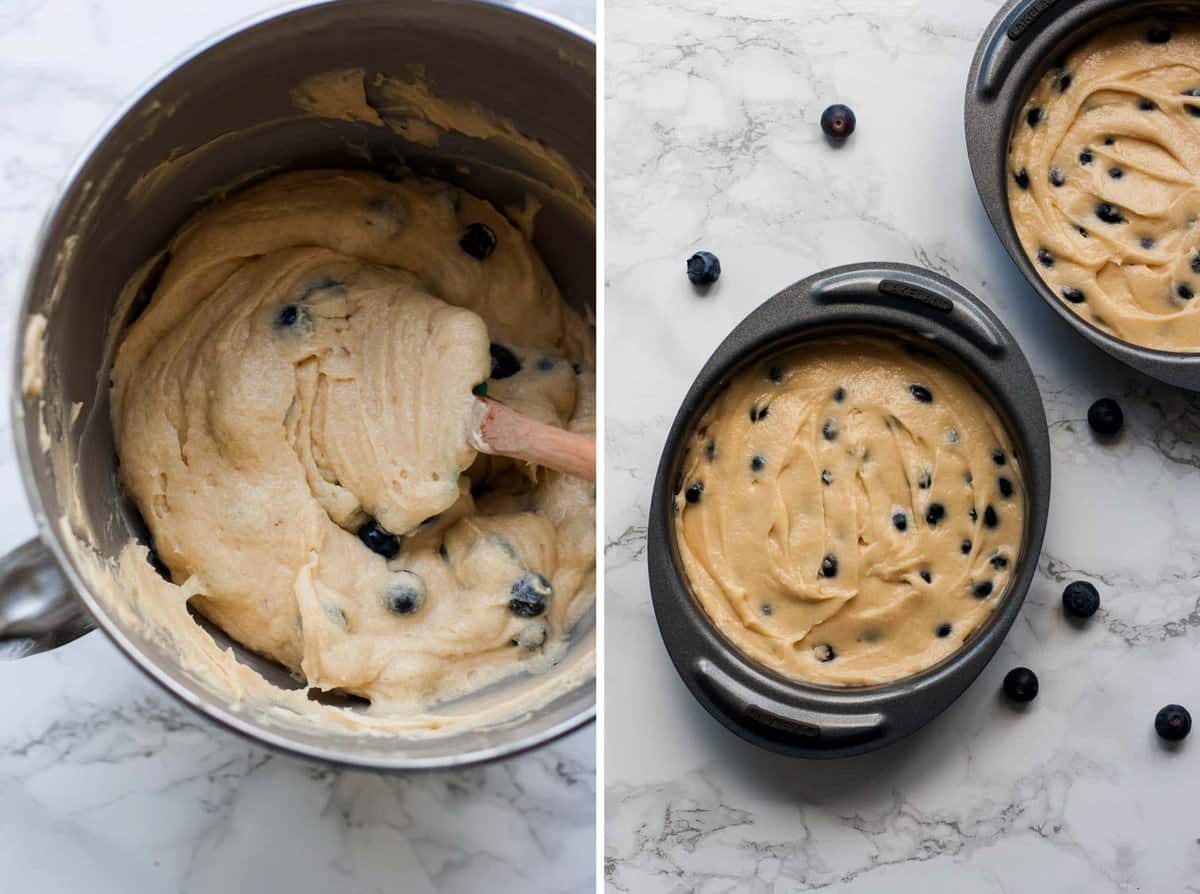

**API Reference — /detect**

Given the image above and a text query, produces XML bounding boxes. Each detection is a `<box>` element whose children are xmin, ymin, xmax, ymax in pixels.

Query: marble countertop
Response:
<box><xmin>0</xmin><ymin>2</ymin><xmax>594</xmax><ymax>892</ymax></box>
<box><xmin>605</xmin><ymin>1</ymin><xmax>1200</xmax><ymax>891</ymax></box>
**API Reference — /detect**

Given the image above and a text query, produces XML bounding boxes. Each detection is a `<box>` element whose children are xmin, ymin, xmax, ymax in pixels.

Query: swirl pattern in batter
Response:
<box><xmin>111</xmin><ymin>170</ymin><xmax>595</xmax><ymax>717</ymax></box>
<box><xmin>1008</xmin><ymin>20</ymin><xmax>1200</xmax><ymax>351</ymax></box>
<box><xmin>674</xmin><ymin>336</ymin><xmax>1025</xmax><ymax>686</ymax></box>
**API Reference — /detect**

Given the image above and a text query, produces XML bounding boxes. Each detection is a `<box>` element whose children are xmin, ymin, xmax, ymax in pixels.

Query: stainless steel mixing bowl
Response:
<box><xmin>2</xmin><ymin>0</ymin><xmax>595</xmax><ymax>770</ymax></box>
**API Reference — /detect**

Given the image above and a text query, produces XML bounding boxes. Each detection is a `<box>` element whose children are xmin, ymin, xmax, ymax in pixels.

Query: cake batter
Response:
<box><xmin>110</xmin><ymin>169</ymin><xmax>595</xmax><ymax>714</ymax></box>
<box><xmin>674</xmin><ymin>336</ymin><xmax>1025</xmax><ymax>686</ymax></box>
<box><xmin>1008</xmin><ymin>20</ymin><xmax>1200</xmax><ymax>351</ymax></box>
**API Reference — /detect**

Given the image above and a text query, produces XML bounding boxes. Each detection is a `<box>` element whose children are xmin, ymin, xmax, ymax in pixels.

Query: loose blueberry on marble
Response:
<box><xmin>686</xmin><ymin>251</ymin><xmax>721</xmax><ymax>285</ymax></box>
<box><xmin>909</xmin><ymin>383</ymin><xmax>933</xmax><ymax>403</ymax></box>
<box><xmin>972</xmin><ymin>580</ymin><xmax>993</xmax><ymax>598</ymax></box>
<box><xmin>358</xmin><ymin>519</ymin><xmax>401</xmax><ymax>559</ymax></box>
<box><xmin>384</xmin><ymin>570</ymin><xmax>426</xmax><ymax>615</ymax></box>
<box><xmin>685</xmin><ymin>481</ymin><xmax>704</xmax><ymax>504</ymax></box>
<box><xmin>1096</xmin><ymin>203</ymin><xmax>1124</xmax><ymax>224</ymax></box>
<box><xmin>926</xmin><ymin>502</ymin><xmax>946</xmax><ymax>525</ymax></box>
<box><xmin>1062</xmin><ymin>580</ymin><xmax>1100</xmax><ymax>618</ymax></box>
<box><xmin>509</xmin><ymin>572</ymin><xmax>553</xmax><ymax>617</ymax></box>
<box><xmin>1003</xmin><ymin>667</ymin><xmax>1039</xmax><ymax>702</ymax></box>
<box><xmin>820</xmin><ymin>554</ymin><xmax>838</xmax><ymax>578</ymax></box>
<box><xmin>1155</xmin><ymin>704</ymin><xmax>1192</xmax><ymax>741</ymax></box>
<box><xmin>489</xmin><ymin>342</ymin><xmax>522</xmax><ymax>379</ymax></box>
<box><xmin>459</xmin><ymin>222</ymin><xmax>497</xmax><ymax>260</ymax></box>
<box><xmin>819</xmin><ymin>104</ymin><xmax>856</xmax><ymax>140</ymax></box>
<box><xmin>1087</xmin><ymin>397</ymin><xmax>1124</xmax><ymax>436</ymax></box>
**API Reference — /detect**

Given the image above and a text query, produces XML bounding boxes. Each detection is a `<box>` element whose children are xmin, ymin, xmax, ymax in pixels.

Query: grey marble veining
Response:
<box><xmin>605</xmin><ymin>1</ymin><xmax>1200</xmax><ymax>891</ymax></box>
<box><xmin>0</xmin><ymin>2</ymin><xmax>595</xmax><ymax>892</ymax></box>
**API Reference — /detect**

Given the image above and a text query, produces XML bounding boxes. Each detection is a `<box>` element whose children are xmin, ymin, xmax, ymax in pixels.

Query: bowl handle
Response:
<box><xmin>693</xmin><ymin>659</ymin><xmax>888</xmax><ymax>749</ymax></box>
<box><xmin>972</xmin><ymin>0</ymin><xmax>1058</xmax><ymax>100</ymax></box>
<box><xmin>0</xmin><ymin>537</ymin><xmax>94</xmax><ymax>658</ymax></box>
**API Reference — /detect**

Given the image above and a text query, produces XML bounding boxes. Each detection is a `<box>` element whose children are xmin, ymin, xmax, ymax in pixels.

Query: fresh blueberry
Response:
<box><xmin>1062</xmin><ymin>580</ymin><xmax>1100</xmax><ymax>618</ymax></box>
<box><xmin>1014</xmin><ymin>168</ymin><xmax>1031</xmax><ymax>189</ymax></box>
<box><xmin>909</xmin><ymin>383</ymin><xmax>933</xmax><ymax>403</ymax></box>
<box><xmin>936</xmin><ymin>622</ymin><xmax>952</xmax><ymax>638</ymax></box>
<box><xmin>973</xmin><ymin>580</ymin><xmax>994</xmax><ymax>598</ymax></box>
<box><xmin>1104</xmin><ymin>136</ymin><xmax>1115</xmax><ymax>146</ymax></box>
<box><xmin>686</xmin><ymin>251</ymin><xmax>721</xmax><ymax>285</ymax></box>
<box><xmin>1062</xmin><ymin>287</ymin><xmax>1086</xmax><ymax>304</ymax></box>
<box><xmin>992</xmin><ymin>448</ymin><xmax>1006</xmax><ymax>466</ymax></box>
<box><xmin>1096</xmin><ymin>203</ymin><xmax>1124</xmax><ymax>224</ymax></box>
<box><xmin>983</xmin><ymin>505</ymin><xmax>999</xmax><ymax>528</ymax></box>
<box><xmin>1180</xmin><ymin>284</ymin><xmax>1195</xmax><ymax>300</ymax></box>
<box><xmin>1155</xmin><ymin>704</ymin><xmax>1192</xmax><ymax>741</ymax></box>
<box><xmin>1087</xmin><ymin>398</ymin><xmax>1124</xmax><ymax>436</ymax></box>
<box><xmin>1003</xmin><ymin>667</ymin><xmax>1039</xmax><ymax>702</ymax></box>
<box><xmin>926</xmin><ymin>502</ymin><xmax>946</xmax><ymax>525</ymax></box>
<box><xmin>918</xmin><ymin>468</ymin><xmax>932</xmax><ymax>490</ymax></box>
<box><xmin>490</xmin><ymin>342</ymin><xmax>522</xmax><ymax>379</ymax></box>
<box><xmin>1026</xmin><ymin>106</ymin><xmax>1043</xmax><ymax>127</ymax></box>
<box><xmin>276</xmin><ymin>304</ymin><xmax>301</xmax><ymax>327</ymax></box>
<box><xmin>821</xmin><ymin>469</ymin><xmax>833</xmax><ymax>486</ymax></box>
<box><xmin>384</xmin><ymin>570</ymin><xmax>427</xmax><ymax>615</ymax></box>
<box><xmin>685</xmin><ymin>481</ymin><xmax>704</xmax><ymax>504</ymax></box>
<box><xmin>459</xmin><ymin>223</ymin><xmax>497</xmax><ymax>260</ymax></box>
<box><xmin>1079</xmin><ymin>149</ymin><xmax>1094</xmax><ymax>165</ymax></box>
<box><xmin>1056</xmin><ymin>73</ymin><xmax>1073</xmax><ymax>92</ymax></box>
<box><xmin>991</xmin><ymin>554</ymin><xmax>1009</xmax><ymax>570</ymax></box>
<box><xmin>819</xmin><ymin>104</ymin><xmax>856</xmax><ymax>140</ymax></box>
<box><xmin>893</xmin><ymin>511</ymin><xmax>908</xmax><ymax>532</ymax></box>
<box><xmin>1140</xmin><ymin>237</ymin><xmax>1156</xmax><ymax>249</ymax></box>
<box><xmin>1186</xmin><ymin>104</ymin><xmax>1200</xmax><ymax>118</ymax></box>
<box><xmin>813</xmin><ymin>643</ymin><xmax>837</xmax><ymax>662</ymax></box>
<box><xmin>961</xmin><ymin>539</ymin><xmax>972</xmax><ymax>555</ymax></box>
<box><xmin>820</xmin><ymin>554</ymin><xmax>838</xmax><ymax>578</ymax></box>
<box><xmin>1191</xmin><ymin>252</ymin><xmax>1200</xmax><ymax>274</ymax></box>
<box><xmin>833</xmin><ymin>386</ymin><xmax>846</xmax><ymax>403</ymax></box>
<box><xmin>822</xmin><ymin>418</ymin><xmax>838</xmax><ymax>441</ymax></box>
<box><xmin>750</xmin><ymin>454</ymin><xmax>765</xmax><ymax>472</ymax></box>
<box><xmin>768</xmin><ymin>366</ymin><xmax>784</xmax><ymax>383</ymax></box>
<box><xmin>920</xmin><ymin>569</ymin><xmax>933</xmax><ymax>583</ymax></box>
<box><xmin>509</xmin><ymin>572</ymin><xmax>553</xmax><ymax>617</ymax></box>
<box><xmin>1147</xmin><ymin>25</ymin><xmax>1173</xmax><ymax>44</ymax></box>
<box><xmin>705</xmin><ymin>440</ymin><xmax>717</xmax><ymax>461</ymax></box>
<box><xmin>750</xmin><ymin>403</ymin><xmax>770</xmax><ymax>423</ymax></box>
<box><xmin>1037</xmin><ymin>248</ymin><xmax>1054</xmax><ymax>267</ymax></box>
<box><xmin>1138</xmin><ymin>98</ymin><xmax>1156</xmax><ymax>111</ymax></box>
<box><xmin>1049</xmin><ymin>168</ymin><xmax>1065</xmax><ymax>187</ymax></box>
<box><xmin>998</xmin><ymin>477</ymin><xmax>1014</xmax><ymax>498</ymax></box>
<box><xmin>1109</xmin><ymin>166</ymin><xmax>1123</xmax><ymax>179</ymax></box>
<box><xmin>358</xmin><ymin>519</ymin><xmax>401</xmax><ymax>559</ymax></box>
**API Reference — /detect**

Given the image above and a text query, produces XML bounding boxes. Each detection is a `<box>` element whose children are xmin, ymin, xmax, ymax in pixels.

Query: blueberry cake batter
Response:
<box><xmin>674</xmin><ymin>336</ymin><xmax>1024</xmax><ymax>686</ymax></box>
<box><xmin>110</xmin><ymin>169</ymin><xmax>595</xmax><ymax>716</ymax></box>
<box><xmin>1008</xmin><ymin>20</ymin><xmax>1200</xmax><ymax>351</ymax></box>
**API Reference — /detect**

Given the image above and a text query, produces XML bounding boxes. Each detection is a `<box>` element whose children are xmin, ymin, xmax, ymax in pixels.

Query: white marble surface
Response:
<box><xmin>0</xmin><ymin>2</ymin><xmax>594</xmax><ymax>892</ymax></box>
<box><xmin>605</xmin><ymin>1</ymin><xmax>1200</xmax><ymax>891</ymax></box>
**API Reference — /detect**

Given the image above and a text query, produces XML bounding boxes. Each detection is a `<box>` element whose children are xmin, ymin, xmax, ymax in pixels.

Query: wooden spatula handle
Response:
<box><xmin>471</xmin><ymin>397</ymin><xmax>596</xmax><ymax>482</ymax></box>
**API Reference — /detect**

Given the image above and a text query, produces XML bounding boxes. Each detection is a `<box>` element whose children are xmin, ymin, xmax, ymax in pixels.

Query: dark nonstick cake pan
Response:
<box><xmin>646</xmin><ymin>263</ymin><xmax>1052</xmax><ymax>758</ymax></box>
<box><xmin>966</xmin><ymin>0</ymin><xmax>1200</xmax><ymax>390</ymax></box>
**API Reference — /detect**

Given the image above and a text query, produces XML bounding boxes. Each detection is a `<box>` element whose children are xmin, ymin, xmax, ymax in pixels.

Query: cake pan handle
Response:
<box><xmin>694</xmin><ymin>659</ymin><xmax>887</xmax><ymax>749</ymax></box>
<box><xmin>0</xmin><ymin>537</ymin><xmax>94</xmax><ymax>658</ymax></box>
<box><xmin>972</xmin><ymin>0</ymin><xmax>1059</xmax><ymax>100</ymax></box>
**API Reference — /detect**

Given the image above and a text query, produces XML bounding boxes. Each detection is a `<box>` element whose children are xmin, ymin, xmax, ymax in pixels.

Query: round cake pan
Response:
<box><xmin>647</xmin><ymin>263</ymin><xmax>1052</xmax><ymax>759</ymax></box>
<box><xmin>966</xmin><ymin>0</ymin><xmax>1200</xmax><ymax>390</ymax></box>
<box><xmin>5</xmin><ymin>0</ymin><xmax>595</xmax><ymax>771</ymax></box>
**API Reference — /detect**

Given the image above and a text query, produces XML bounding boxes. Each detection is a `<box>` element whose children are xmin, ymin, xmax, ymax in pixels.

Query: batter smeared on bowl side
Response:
<box><xmin>673</xmin><ymin>336</ymin><xmax>1025</xmax><ymax>686</ymax></box>
<box><xmin>1008</xmin><ymin>20</ymin><xmax>1200</xmax><ymax>351</ymax></box>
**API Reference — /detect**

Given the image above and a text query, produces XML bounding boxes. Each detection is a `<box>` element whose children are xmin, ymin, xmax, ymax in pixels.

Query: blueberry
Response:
<box><xmin>1109</xmin><ymin>166</ymin><xmax>1123</xmax><ymax>179</ymax></box>
<box><xmin>998</xmin><ymin>477</ymin><xmax>1014</xmax><ymax>498</ymax></box>
<box><xmin>1063</xmin><ymin>286</ymin><xmax>1086</xmax><ymax>304</ymax></box>
<box><xmin>358</xmin><ymin>519</ymin><xmax>401</xmax><ymax>559</ymax></box>
<box><xmin>489</xmin><ymin>342</ymin><xmax>522</xmax><ymax>380</ymax></box>
<box><xmin>1014</xmin><ymin>168</ymin><xmax>1030</xmax><ymax>190</ymax></box>
<box><xmin>936</xmin><ymin>622</ymin><xmax>952</xmax><ymax>638</ymax></box>
<box><xmin>920</xmin><ymin>569</ymin><xmax>933</xmax><ymax>583</ymax></box>
<box><xmin>1147</xmin><ymin>25</ymin><xmax>1172</xmax><ymax>44</ymax></box>
<box><xmin>1077</xmin><ymin>227</ymin><xmax>1089</xmax><ymax>238</ymax></box>
<box><xmin>1140</xmin><ymin>237</ymin><xmax>1155</xmax><ymax>249</ymax></box>
<box><xmin>384</xmin><ymin>570</ymin><xmax>427</xmax><ymax>615</ymax></box>
<box><xmin>1049</xmin><ymin>168</ymin><xmax>1065</xmax><ymax>187</ymax></box>
<box><xmin>918</xmin><ymin>469</ymin><xmax>932</xmax><ymax>490</ymax></box>
<box><xmin>991</xmin><ymin>554</ymin><xmax>1009</xmax><ymax>570</ymax></box>
<box><xmin>750</xmin><ymin>454</ymin><xmax>765</xmax><ymax>472</ymax></box>
<box><xmin>1186</xmin><ymin>104</ymin><xmax>1200</xmax><ymax>118</ymax></box>
<box><xmin>819</xmin><ymin>104</ymin><xmax>856</xmax><ymax>140</ymax></box>
<box><xmin>459</xmin><ymin>222</ymin><xmax>497</xmax><ymax>260</ymax></box>
<box><xmin>814</xmin><ymin>643</ymin><xmax>837</xmax><ymax>662</ymax></box>
<box><xmin>1191</xmin><ymin>253</ymin><xmax>1200</xmax><ymax>274</ymax></box>
<box><xmin>685</xmin><ymin>481</ymin><xmax>704</xmax><ymax>504</ymax></box>
<box><xmin>961</xmin><ymin>539</ymin><xmax>972</xmax><ymax>555</ymax></box>
<box><xmin>768</xmin><ymin>366</ymin><xmax>784</xmax><ymax>383</ymax></box>
<box><xmin>833</xmin><ymin>386</ymin><xmax>846</xmax><ymax>402</ymax></box>
<box><xmin>926</xmin><ymin>502</ymin><xmax>946</xmax><ymax>525</ymax></box>
<box><xmin>1062</xmin><ymin>580</ymin><xmax>1100</xmax><ymax>618</ymax></box>
<box><xmin>983</xmin><ymin>505</ymin><xmax>999</xmax><ymax>528</ymax></box>
<box><xmin>820</xmin><ymin>554</ymin><xmax>838</xmax><ymax>578</ymax></box>
<box><xmin>1003</xmin><ymin>667</ymin><xmax>1039</xmax><ymax>702</ymax></box>
<box><xmin>509</xmin><ymin>572</ymin><xmax>553</xmax><ymax>617</ymax></box>
<box><xmin>276</xmin><ymin>304</ymin><xmax>301</xmax><ymax>327</ymax></box>
<box><xmin>1096</xmin><ymin>203</ymin><xmax>1124</xmax><ymax>224</ymax></box>
<box><xmin>1155</xmin><ymin>704</ymin><xmax>1192</xmax><ymax>741</ymax></box>
<box><xmin>705</xmin><ymin>440</ymin><xmax>717</xmax><ymax>461</ymax></box>
<box><xmin>1138</xmin><ymin>98</ymin><xmax>1156</xmax><ymax>111</ymax></box>
<box><xmin>1079</xmin><ymin>149</ymin><xmax>1094</xmax><ymax>165</ymax></box>
<box><xmin>968</xmin><ymin>507</ymin><xmax>978</xmax><ymax>522</ymax></box>
<box><xmin>750</xmin><ymin>403</ymin><xmax>770</xmax><ymax>423</ymax></box>
<box><xmin>472</xmin><ymin>381</ymin><xmax>489</xmax><ymax>397</ymax></box>
<box><xmin>821</xmin><ymin>469</ymin><xmax>833</xmax><ymax>486</ymax></box>
<box><xmin>1180</xmin><ymin>284</ymin><xmax>1195</xmax><ymax>301</ymax></box>
<box><xmin>822</xmin><ymin>418</ymin><xmax>838</xmax><ymax>441</ymax></box>
<box><xmin>686</xmin><ymin>251</ymin><xmax>721</xmax><ymax>285</ymax></box>
<box><xmin>909</xmin><ymin>383</ymin><xmax>933</xmax><ymax>403</ymax></box>
<box><xmin>1087</xmin><ymin>398</ymin><xmax>1124</xmax><ymax>436</ymax></box>
<box><xmin>892</xmin><ymin>511</ymin><xmax>908</xmax><ymax>532</ymax></box>
<box><xmin>1026</xmin><ymin>106</ymin><xmax>1043</xmax><ymax>127</ymax></box>
<box><xmin>1056</xmin><ymin>73</ymin><xmax>1073</xmax><ymax>92</ymax></box>
<box><xmin>536</xmin><ymin>356</ymin><xmax>555</xmax><ymax>371</ymax></box>
<box><xmin>992</xmin><ymin>448</ymin><xmax>1006</xmax><ymax>466</ymax></box>
<box><xmin>1037</xmin><ymin>248</ymin><xmax>1054</xmax><ymax>267</ymax></box>
<box><xmin>973</xmin><ymin>580</ymin><xmax>994</xmax><ymax>598</ymax></box>
<box><xmin>1104</xmin><ymin>136</ymin><xmax>1115</xmax><ymax>146</ymax></box>
<box><xmin>761</xmin><ymin>603</ymin><xmax>773</xmax><ymax>616</ymax></box>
